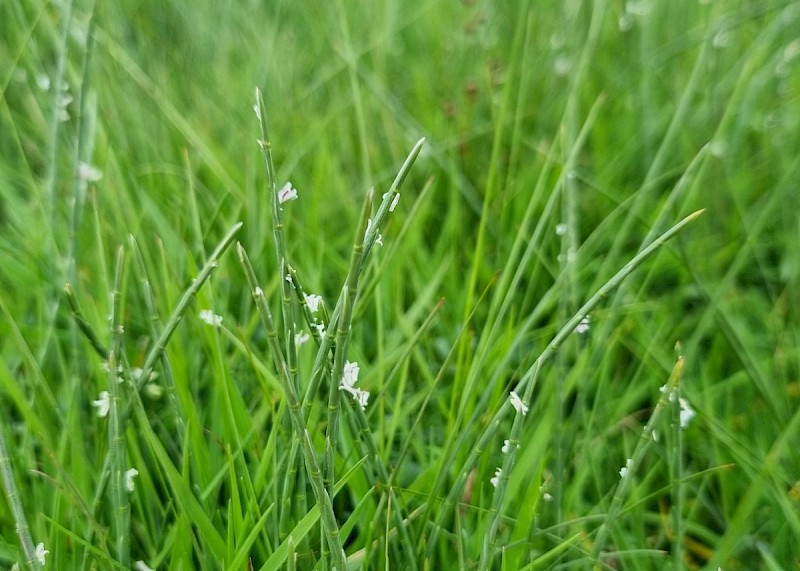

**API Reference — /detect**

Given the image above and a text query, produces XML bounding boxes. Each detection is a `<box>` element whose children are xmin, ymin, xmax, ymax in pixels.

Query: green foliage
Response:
<box><xmin>1</xmin><ymin>0</ymin><xmax>799</xmax><ymax>569</ymax></box>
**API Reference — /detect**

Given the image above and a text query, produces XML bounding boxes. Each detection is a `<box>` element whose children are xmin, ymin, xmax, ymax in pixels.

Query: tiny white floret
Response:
<box><xmin>490</xmin><ymin>467</ymin><xmax>503</xmax><ymax>488</ymax></box>
<box><xmin>502</xmin><ymin>439</ymin><xmax>517</xmax><ymax>454</ymax></box>
<box><xmin>679</xmin><ymin>397</ymin><xmax>696</xmax><ymax>429</ymax></box>
<box><xmin>199</xmin><ymin>309</ymin><xmax>223</xmax><ymax>327</ymax></box>
<box><xmin>134</xmin><ymin>561</ymin><xmax>156</xmax><ymax>571</ymax></box>
<box><xmin>125</xmin><ymin>468</ymin><xmax>139</xmax><ymax>492</ymax></box>
<box><xmin>35</xmin><ymin>543</ymin><xmax>49</xmax><ymax>566</ymax></box>
<box><xmin>390</xmin><ymin>193</ymin><xmax>400</xmax><ymax>212</ymax></box>
<box><xmin>278</xmin><ymin>182</ymin><xmax>298</xmax><ymax>204</ymax></box>
<box><xmin>509</xmin><ymin>391</ymin><xmax>528</xmax><ymax>416</ymax></box>
<box><xmin>353</xmin><ymin>387</ymin><xmax>370</xmax><ymax>409</ymax></box>
<box><xmin>337</xmin><ymin>361</ymin><xmax>369</xmax><ymax>409</ymax></box>
<box><xmin>78</xmin><ymin>162</ymin><xmax>103</xmax><ymax>183</ymax></box>
<box><xmin>555</xmin><ymin>223</ymin><xmax>567</xmax><ymax>236</ymax></box>
<box><xmin>295</xmin><ymin>331</ymin><xmax>310</xmax><ymax>347</ymax></box>
<box><xmin>619</xmin><ymin>458</ymin><xmax>633</xmax><ymax>479</ymax></box>
<box><xmin>304</xmin><ymin>293</ymin><xmax>323</xmax><ymax>313</ymax></box>
<box><xmin>254</xmin><ymin>286</ymin><xmax>264</xmax><ymax>297</ymax></box>
<box><xmin>366</xmin><ymin>218</ymin><xmax>384</xmax><ymax>246</ymax></box>
<box><xmin>92</xmin><ymin>391</ymin><xmax>110</xmax><ymax>418</ymax></box>
<box><xmin>342</xmin><ymin>361</ymin><xmax>360</xmax><ymax>388</ymax></box>
<box><xmin>574</xmin><ymin>315</ymin><xmax>590</xmax><ymax>334</ymax></box>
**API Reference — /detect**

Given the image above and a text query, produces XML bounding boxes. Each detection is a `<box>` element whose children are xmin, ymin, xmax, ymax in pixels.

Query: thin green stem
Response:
<box><xmin>0</xmin><ymin>423</ymin><xmax>41</xmax><ymax>570</ymax></box>
<box><xmin>107</xmin><ymin>246</ymin><xmax>130</xmax><ymax>568</ymax></box>
<box><xmin>324</xmin><ymin>188</ymin><xmax>373</xmax><ymax>495</ymax></box>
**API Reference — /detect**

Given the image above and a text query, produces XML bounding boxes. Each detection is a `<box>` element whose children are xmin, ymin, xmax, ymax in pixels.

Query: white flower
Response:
<box><xmin>555</xmin><ymin>223</ymin><xmax>567</xmax><ymax>236</ymax></box>
<box><xmin>78</xmin><ymin>162</ymin><xmax>103</xmax><ymax>183</ymax></box>
<box><xmin>502</xmin><ymin>439</ymin><xmax>517</xmax><ymax>454</ymax></box>
<box><xmin>294</xmin><ymin>331</ymin><xmax>310</xmax><ymax>347</ymax></box>
<box><xmin>543</xmin><ymin>492</ymin><xmax>553</xmax><ymax>502</ymax></box>
<box><xmin>509</xmin><ymin>391</ymin><xmax>528</xmax><ymax>416</ymax></box>
<box><xmin>338</xmin><ymin>361</ymin><xmax>369</xmax><ymax>409</ymax></box>
<box><xmin>659</xmin><ymin>384</ymin><xmax>668</xmax><ymax>394</ymax></box>
<box><xmin>125</xmin><ymin>468</ymin><xmax>139</xmax><ymax>492</ymax></box>
<box><xmin>36</xmin><ymin>73</ymin><xmax>51</xmax><ymax>91</ymax></box>
<box><xmin>679</xmin><ymin>397</ymin><xmax>696</xmax><ymax>429</ymax></box>
<box><xmin>490</xmin><ymin>467</ymin><xmax>503</xmax><ymax>488</ymax></box>
<box><xmin>366</xmin><ymin>218</ymin><xmax>383</xmax><ymax>246</ymax></box>
<box><xmin>304</xmin><ymin>293</ymin><xmax>323</xmax><ymax>313</ymax></box>
<box><xmin>35</xmin><ymin>542</ymin><xmax>49</xmax><ymax>566</ymax></box>
<box><xmin>383</xmin><ymin>191</ymin><xmax>400</xmax><ymax>212</ymax></box>
<box><xmin>92</xmin><ymin>391</ymin><xmax>110</xmax><ymax>418</ymax></box>
<box><xmin>277</xmin><ymin>182</ymin><xmax>298</xmax><ymax>204</ymax></box>
<box><xmin>199</xmin><ymin>309</ymin><xmax>223</xmax><ymax>327</ymax></box>
<box><xmin>254</xmin><ymin>286</ymin><xmax>264</xmax><ymax>297</ymax></box>
<box><xmin>574</xmin><ymin>315</ymin><xmax>590</xmax><ymax>334</ymax></box>
<box><xmin>353</xmin><ymin>387</ymin><xmax>370</xmax><ymax>409</ymax></box>
<box><xmin>342</xmin><ymin>361</ymin><xmax>360</xmax><ymax>388</ymax></box>
<box><xmin>134</xmin><ymin>562</ymin><xmax>156</xmax><ymax>571</ymax></box>
<box><xmin>619</xmin><ymin>458</ymin><xmax>633</xmax><ymax>479</ymax></box>
<box><xmin>312</xmin><ymin>320</ymin><xmax>326</xmax><ymax>337</ymax></box>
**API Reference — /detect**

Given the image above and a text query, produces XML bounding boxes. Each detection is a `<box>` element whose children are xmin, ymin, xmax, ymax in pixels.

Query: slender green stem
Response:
<box><xmin>360</xmin><ymin>138</ymin><xmax>426</xmax><ymax>265</ymax></box>
<box><xmin>107</xmin><ymin>246</ymin><xmax>130</xmax><ymax>568</ymax></box>
<box><xmin>128</xmin><ymin>234</ymin><xmax>184</xmax><ymax>427</ymax></box>
<box><xmin>0</xmin><ymin>423</ymin><xmax>41</xmax><ymax>570</ymax></box>
<box><xmin>130</xmin><ymin>222</ymin><xmax>243</xmax><ymax>398</ymax></box>
<box><xmin>254</xmin><ymin>89</ymin><xmax>298</xmax><ymax>377</ymax></box>
<box><xmin>670</xmin><ymin>350</ymin><xmax>686</xmax><ymax>570</ymax></box>
<box><xmin>324</xmin><ymin>188</ymin><xmax>373</xmax><ymax>495</ymax></box>
<box><xmin>63</xmin><ymin>283</ymin><xmax>109</xmax><ymax>359</ymax></box>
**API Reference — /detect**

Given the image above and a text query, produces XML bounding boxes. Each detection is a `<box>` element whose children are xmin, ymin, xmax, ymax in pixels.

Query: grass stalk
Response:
<box><xmin>107</xmin><ymin>246</ymin><xmax>130</xmax><ymax>567</ymax></box>
<box><xmin>670</xmin><ymin>352</ymin><xmax>686</xmax><ymax>570</ymax></box>
<box><xmin>590</xmin><ymin>353</ymin><xmax>686</xmax><ymax>565</ymax></box>
<box><xmin>0</xmin><ymin>423</ymin><xmax>41</xmax><ymax>570</ymax></box>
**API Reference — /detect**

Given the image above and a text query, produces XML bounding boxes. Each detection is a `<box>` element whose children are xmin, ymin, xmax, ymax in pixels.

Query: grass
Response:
<box><xmin>1</xmin><ymin>0</ymin><xmax>799</xmax><ymax>569</ymax></box>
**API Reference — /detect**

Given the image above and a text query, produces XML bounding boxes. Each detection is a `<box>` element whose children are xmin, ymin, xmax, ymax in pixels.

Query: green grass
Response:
<box><xmin>2</xmin><ymin>0</ymin><xmax>799</xmax><ymax>569</ymax></box>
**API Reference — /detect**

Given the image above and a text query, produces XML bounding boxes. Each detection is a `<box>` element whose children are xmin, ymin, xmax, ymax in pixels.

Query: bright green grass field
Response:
<box><xmin>2</xmin><ymin>0</ymin><xmax>799</xmax><ymax>569</ymax></box>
